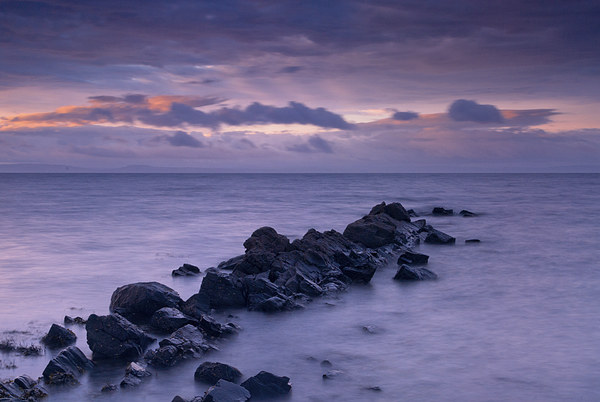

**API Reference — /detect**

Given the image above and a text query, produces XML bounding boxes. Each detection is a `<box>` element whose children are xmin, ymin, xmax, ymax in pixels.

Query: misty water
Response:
<box><xmin>0</xmin><ymin>173</ymin><xmax>599</xmax><ymax>401</ymax></box>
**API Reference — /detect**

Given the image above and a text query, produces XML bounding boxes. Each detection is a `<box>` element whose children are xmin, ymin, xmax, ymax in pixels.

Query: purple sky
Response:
<box><xmin>1</xmin><ymin>0</ymin><xmax>599</xmax><ymax>172</ymax></box>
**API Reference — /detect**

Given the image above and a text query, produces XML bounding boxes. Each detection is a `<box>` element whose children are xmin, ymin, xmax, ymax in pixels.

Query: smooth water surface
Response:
<box><xmin>0</xmin><ymin>174</ymin><xmax>598</xmax><ymax>401</ymax></box>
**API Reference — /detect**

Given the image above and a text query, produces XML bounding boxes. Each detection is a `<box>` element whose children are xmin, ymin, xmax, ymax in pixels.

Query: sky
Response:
<box><xmin>1</xmin><ymin>0</ymin><xmax>599</xmax><ymax>172</ymax></box>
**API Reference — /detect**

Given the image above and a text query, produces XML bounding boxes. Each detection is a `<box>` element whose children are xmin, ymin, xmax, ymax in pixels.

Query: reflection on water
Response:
<box><xmin>0</xmin><ymin>173</ymin><xmax>599</xmax><ymax>401</ymax></box>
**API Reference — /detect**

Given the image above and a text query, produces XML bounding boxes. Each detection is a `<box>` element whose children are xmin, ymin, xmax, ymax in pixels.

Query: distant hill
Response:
<box><xmin>0</xmin><ymin>163</ymin><xmax>235</xmax><ymax>173</ymax></box>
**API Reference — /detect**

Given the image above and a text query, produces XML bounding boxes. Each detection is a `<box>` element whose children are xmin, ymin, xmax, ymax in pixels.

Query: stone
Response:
<box><xmin>86</xmin><ymin>313</ymin><xmax>155</xmax><ymax>359</ymax></box>
<box><xmin>197</xmin><ymin>271</ymin><xmax>246</xmax><ymax>309</ymax></box>
<box><xmin>394</xmin><ymin>264</ymin><xmax>438</xmax><ymax>281</ymax></box>
<box><xmin>432</xmin><ymin>207</ymin><xmax>453</xmax><ymax>216</ymax></box>
<box><xmin>217</xmin><ymin>254</ymin><xmax>244</xmax><ymax>270</ymax></box>
<box><xmin>1</xmin><ymin>375</ymin><xmax>47</xmax><ymax>400</ymax></box>
<box><xmin>241</xmin><ymin>371</ymin><xmax>291</xmax><ymax>398</ymax></box>
<box><xmin>126</xmin><ymin>361</ymin><xmax>152</xmax><ymax>378</ymax></box>
<box><xmin>424</xmin><ymin>227</ymin><xmax>456</xmax><ymax>244</ymax></box>
<box><xmin>194</xmin><ymin>361</ymin><xmax>242</xmax><ymax>384</ymax></box>
<box><xmin>243</xmin><ymin>227</ymin><xmax>292</xmax><ymax>253</ymax></box>
<box><xmin>343</xmin><ymin>214</ymin><xmax>397</xmax><ymax>248</ymax></box>
<box><xmin>465</xmin><ymin>239</ymin><xmax>481</xmax><ymax>243</ymax></box>
<box><xmin>459</xmin><ymin>209</ymin><xmax>478</xmax><ymax>217</ymax></box>
<box><xmin>147</xmin><ymin>325</ymin><xmax>213</xmax><ymax>367</ymax></box>
<box><xmin>171</xmin><ymin>396</ymin><xmax>188</xmax><ymax>402</ymax></box>
<box><xmin>42</xmin><ymin>346</ymin><xmax>93</xmax><ymax>385</ymax></box>
<box><xmin>150</xmin><ymin>307</ymin><xmax>197</xmax><ymax>333</ymax></box>
<box><xmin>397</xmin><ymin>251</ymin><xmax>429</xmax><ymax>265</ymax></box>
<box><xmin>120</xmin><ymin>375</ymin><xmax>142</xmax><ymax>388</ymax></box>
<box><xmin>322</xmin><ymin>370</ymin><xmax>343</xmax><ymax>379</ymax></box>
<box><xmin>101</xmin><ymin>384</ymin><xmax>118</xmax><ymax>392</ymax></box>
<box><xmin>204</xmin><ymin>379</ymin><xmax>250</xmax><ymax>402</ymax></box>
<box><xmin>41</xmin><ymin>323</ymin><xmax>76</xmax><ymax>348</ymax></box>
<box><xmin>407</xmin><ymin>209</ymin><xmax>418</xmax><ymax>217</ymax></box>
<box><xmin>172</xmin><ymin>263</ymin><xmax>201</xmax><ymax>277</ymax></box>
<box><xmin>64</xmin><ymin>315</ymin><xmax>86</xmax><ymax>325</ymax></box>
<box><xmin>181</xmin><ymin>293</ymin><xmax>210</xmax><ymax>319</ymax></box>
<box><xmin>110</xmin><ymin>282</ymin><xmax>183</xmax><ymax>323</ymax></box>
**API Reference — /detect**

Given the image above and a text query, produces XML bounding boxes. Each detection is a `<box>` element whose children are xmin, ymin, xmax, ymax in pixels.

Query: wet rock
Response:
<box><xmin>204</xmin><ymin>379</ymin><xmax>250</xmax><ymax>402</ymax></box>
<box><xmin>412</xmin><ymin>219</ymin><xmax>427</xmax><ymax>231</ymax></box>
<box><xmin>194</xmin><ymin>362</ymin><xmax>242</xmax><ymax>384</ymax></box>
<box><xmin>397</xmin><ymin>251</ymin><xmax>429</xmax><ymax>265</ymax></box>
<box><xmin>423</xmin><ymin>227</ymin><xmax>456</xmax><ymax>244</ymax></box>
<box><xmin>244</xmin><ymin>276</ymin><xmax>295</xmax><ymax>312</ymax></box>
<box><xmin>86</xmin><ymin>313</ymin><xmax>155</xmax><ymax>359</ymax></box>
<box><xmin>41</xmin><ymin>323</ymin><xmax>76</xmax><ymax>348</ymax></box>
<box><xmin>369</xmin><ymin>201</ymin><xmax>411</xmax><ymax>222</ymax></box>
<box><xmin>147</xmin><ymin>325</ymin><xmax>213</xmax><ymax>367</ymax></box>
<box><xmin>365</xmin><ymin>386</ymin><xmax>382</xmax><ymax>392</ymax></box>
<box><xmin>232</xmin><ymin>251</ymin><xmax>276</xmax><ymax>276</ymax></box>
<box><xmin>150</xmin><ymin>307</ymin><xmax>197</xmax><ymax>333</ymax></box>
<box><xmin>171</xmin><ymin>396</ymin><xmax>188</xmax><ymax>402</ymax></box>
<box><xmin>243</xmin><ymin>226</ymin><xmax>292</xmax><ymax>253</ymax></box>
<box><xmin>407</xmin><ymin>209</ymin><xmax>419</xmax><ymax>217</ymax></box>
<box><xmin>394</xmin><ymin>264</ymin><xmax>438</xmax><ymax>281</ymax></box>
<box><xmin>197</xmin><ymin>314</ymin><xmax>237</xmax><ymax>338</ymax></box>
<box><xmin>465</xmin><ymin>239</ymin><xmax>481</xmax><ymax>243</ymax></box>
<box><xmin>110</xmin><ymin>282</ymin><xmax>183</xmax><ymax>323</ymax></box>
<box><xmin>0</xmin><ymin>375</ymin><xmax>48</xmax><ymax>400</ymax></box>
<box><xmin>217</xmin><ymin>254</ymin><xmax>245</xmax><ymax>271</ymax></box>
<box><xmin>101</xmin><ymin>384</ymin><xmax>118</xmax><ymax>393</ymax></box>
<box><xmin>181</xmin><ymin>293</ymin><xmax>211</xmax><ymax>319</ymax></box>
<box><xmin>320</xmin><ymin>360</ymin><xmax>333</xmax><ymax>367</ymax></box>
<box><xmin>120</xmin><ymin>375</ymin><xmax>142</xmax><ymax>388</ymax></box>
<box><xmin>197</xmin><ymin>271</ymin><xmax>246</xmax><ymax>310</ymax></box>
<box><xmin>459</xmin><ymin>209</ymin><xmax>478</xmax><ymax>217</ymax></box>
<box><xmin>432</xmin><ymin>207</ymin><xmax>453</xmax><ymax>216</ymax></box>
<box><xmin>172</xmin><ymin>263</ymin><xmax>201</xmax><ymax>277</ymax></box>
<box><xmin>253</xmin><ymin>296</ymin><xmax>297</xmax><ymax>313</ymax></box>
<box><xmin>322</xmin><ymin>369</ymin><xmax>343</xmax><ymax>379</ymax></box>
<box><xmin>42</xmin><ymin>346</ymin><xmax>93</xmax><ymax>385</ymax></box>
<box><xmin>64</xmin><ymin>315</ymin><xmax>87</xmax><ymax>325</ymax></box>
<box><xmin>343</xmin><ymin>214</ymin><xmax>397</xmax><ymax>248</ymax></box>
<box><xmin>120</xmin><ymin>361</ymin><xmax>151</xmax><ymax>387</ymax></box>
<box><xmin>241</xmin><ymin>371</ymin><xmax>291</xmax><ymax>398</ymax></box>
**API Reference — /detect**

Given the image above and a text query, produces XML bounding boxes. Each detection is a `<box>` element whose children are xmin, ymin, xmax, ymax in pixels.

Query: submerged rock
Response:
<box><xmin>397</xmin><ymin>251</ymin><xmax>429</xmax><ymax>265</ymax></box>
<box><xmin>150</xmin><ymin>307</ymin><xmax>197</xmax><ymax>333</ymax></box>
<box><xmin>423</xmin><ymin>226</ymin><xmax>456</xmax><ymax>244</ymax></box>
<box><xmin>86</xmin><ymin>313</ymin><xmax>155</xmax><ymax>359</ymax></box>
<box><xmin>432</xmin><ymin>207</ymin><xmax>453</xmax><ymax>216</ymax></box>
<box><xmin>459</xmin><ymin>209</ymin><xmax>478</xmax><ymax>217</ymax></box>
<box><xmin>110</xmin><ymin>282</ymin><xmax>183</xmax><ymax>323</ymax></box>
<box><xmin>394</xmin><ymin>264</ymin><xmax>438</xmax><ymax>281</ymax></box>
<box><xmin>465</xmin><ymin>238</ymin><xmax>481</xmax><ymax>243</ymax></box>
<box><xmin>64</xmin><ymin>315</ymin><xmax>87</xmax><ymax>325</ymax></box>
<box><xmin>194</xmin><ymin>361</ymin><xmax>242</xmax><ymax>384</ymax></box>
<box><xmin>203</xmin><ymin>379</ymin><xmax>250</xmax><ymax>402</ymax></box>
<box><xmin>172</xmin><ymin>263</ymin><xmax>201</xmax><ymax>277</ymax></box>
<box><xmin>241</xmin><ymin>371</ymin><xmax>291</xmax><ymax>398</ymax></box>
<box><xmin>120</xmin><ymin>362</ymin><xmax>151</xmax><ymax>388</ymax></box>
<box><xmin>42</xmin><ymin>346</ymin><xmax>93</xmax><ymax>385</ymax></box>
<box><xmin>41</xmin><ymin>323</ymin><xmax>76</xmax><ymax>348</ymax></box>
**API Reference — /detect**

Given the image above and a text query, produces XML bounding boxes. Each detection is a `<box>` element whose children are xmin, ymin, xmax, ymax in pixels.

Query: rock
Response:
<box><xmin>320</xmin><ymin>360</ymin><xmax>333</xmax><ymax>367</ymax></box>
<box><xmin>120</xmin><ymin>375</ymin><xmax>142</xmax><ymax>388</ymax></box>
<box><xmin>397</xmin><ymin>251</ymin><xmax>429</xmax><ymax>265</ymax></box>
<box><xmin>101</xmin><ymin>384</ymin><xmax>118</xmax><ymax>392</ymax></box>
<box><xmin>394</xmin><ymin>264</ymin><xmax>438</xmax><ymax>281</ymax></box>
<box><xmin>244</xmin><ymin>276</ymin><xmax>291</xmax><ymax>312</ymax></box>
<box><xmin>253</xmin><ymin>296</ymin><xmax>296</xmax><ymax>313</ymax></box>
<box><xmin>343</xmin><ymin>214</ymin><xmax>397</xmax><ymax>248</ymax></box>
<box><xmin>243</xmin><ymin>227</ymin><xmax>292</xmax><ymax>253</ymax></box>
<box><xmin>204</xmin><ymin>379</ymin><xmax>250</xmax><ymax>402</ymax></box>
<box><xmin>424</xmin><ymin>227</ymin><xmax>456</xmax><ymax>244</ymax></box>
<box><xmin>110</xmin><ymin>282</ymin><xmax>183</xmax><ymax>323</ymax></box>
<box><xmin>197</xmin><ymin>271</ymin><xmax>246</xmax><ymax>310</ymax></box>
<box><xmin>42</xmin><ymin>346</ymin><xmax>93</xmax><ymax>385</ymax></box>
<box><xmin>365</xmin><ymin>386</ymin><xmax>382</xmax><ymax>392</ymax></box>
<box><xmin>126</xmin><ymin>361</ymin><xmax>152</xmax><ymax>378</ymax></box>
<box><xmin>41</xmin><ymin>323</ymin><xmax>76</xmax><ymax>348</ymax></box>
<box><xmin>241</xmin><ymin>371</ymin><xmax>291</xmax><ymax>398</ymax></box>
<box><xmin>432</xmin><ymin>207</ymin><xmax>453</xmax><ymax>216</ymax></box>
<box><xmin>194</xmin><ymin>362</ymin><xmax>242</xmax><ymax>384</ymax></box>
<box><xmin>370</xmin><ymin>201</ymin><xmax>412</xmax><ymax>222</ymax></box>
<box><xmin>465</xmin><ymin>239</ymin><xmax>481</xmax><ymax>243</ymax></box>
<box><xmin>232</xmin><ymin>250</ymin><xmax>277</xmax><ymax>275</ymax></box>
<box><xmin>459</xmin><ymin>209</ymin><xmax>478</xmax><ymax>217</ymax></box>
<box><xmin>197</xmin><ymin>314</ymin><xmax>237</xmax><ymax>338</ymax></box>
<box><xmin>172</xmin><ymin>263</ymin><xmax>201</xmax><ymax>277</ymax></box>
<box><xmin>147</xmin><ymin>325</ymin><xmax>213</xmax><ymax>368</ymax></box>
<box><xmin>217</xmin><ymin>254</ymin><xmax>245</xmax><ymax>270</ymax></box>
<box><xmin>181</xmin><ymin>293</ymin><xmax>210</xmax><ymax>319</ymax></box>
<box><xmin>322</xmin><ymin>370</ymin><xmax>343</xmax><ymax>379</ymax></box>
<box><xmin>407</xmin><ymin>209</ymin><xmax>419</xmax><ymax>217</ymax></box>
<box><xmin>86</xmin><ymin>313</ymin><xmax>155</xmax><ymax>359</ymax></box>
<box><xmin>171</xmin><ymin>396</ymin><xmax>188</xmax><ymax>402</ymax></box>
<box><xmin>64</xmin><ymin>315</ymin><xmax>86</xmax><ymax>325</ymax></box>
<box><xmin>150</xmin><ymin>307</ymin><xmax>197</xmax><ymax>333</ymax></box>
<box><xmin>0</xmin><ymin>375</ymin><xmax>47</xmax><ymax>400</ymax></box>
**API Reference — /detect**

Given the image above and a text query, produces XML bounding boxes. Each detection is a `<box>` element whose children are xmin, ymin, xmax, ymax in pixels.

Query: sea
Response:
<box><xmin>0</xmin><ymin>173</ymin><xmax>598</xmax><ymax>401</ymax></box>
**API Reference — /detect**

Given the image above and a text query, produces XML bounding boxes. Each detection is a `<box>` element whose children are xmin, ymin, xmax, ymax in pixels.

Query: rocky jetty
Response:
<box><xmin>1</xmin><ymin>201</ymin><xmax>458</xmax><ymax>401</ymax></box>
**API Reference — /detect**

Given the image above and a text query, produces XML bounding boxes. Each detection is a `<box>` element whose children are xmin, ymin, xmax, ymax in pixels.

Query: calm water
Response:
<box><xmin>0</xmin><ymin>173</ymin><xmax>598</xmax><ymax>401</ymax></box>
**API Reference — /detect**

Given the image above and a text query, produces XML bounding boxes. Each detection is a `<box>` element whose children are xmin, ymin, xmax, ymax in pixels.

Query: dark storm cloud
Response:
<box><xmin>448</xmin><ymin>99</ymin><xmax>504</xmax><ymax>123</ymax></box>
<box><xmin>287</xmin><ymin>135</ymin><xmax>334</xmax><ymax>153</ymax></box>
<box><xmin>392</xmin><ymin>111</ymin><xmax>419</xmax><ymax>121</ymax></box>
<box><xmin>2</xmin><ymin>97</ymin><xmax>353</xmax><ymax>130</ymax></box>
<box><xmin>161</xmin><ymin>131</ymin><xmax>204</xmax><ymax>148</ymax></box>
<box><xmin>1</xmin><ymin>0</ymin><xmax>599</xmax><ymax>86</ymax></box>
<box><xmin>279</xmin><ymin>66</ymin><xmax>303</xmax><ymax>74</ymax></box>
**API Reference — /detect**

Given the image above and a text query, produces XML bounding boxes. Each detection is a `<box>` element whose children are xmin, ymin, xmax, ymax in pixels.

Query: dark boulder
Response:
<box><xmin>86</xmin><ymin>313</ymin><xmax>155</xmax><ymax>359</ymax></box>
<box><xmin>397</xmin><ymin>251</ymin><xmax>429</xmax><ymax>265</ymax></box>
<box><xmin>459</xmin><ymin>209</ymin><xmax>478</xmax><ymax>217</ymax></box>
<box><xmin>204</xmin><ymin>379</ymin><xmax>250</xmax><ymax>402</ymax></box>
<box><xmin>244</xmin><ymin>276</ymin><xmax>288</xmax><ymax>311</ymax></box>
<box><xmin>394</xmin><ymin>264</ymin><xmax>438</xmax><ymax>281</ymax></box>
<box><xmin>194</xmin><ymin>361</ymin><xmax>242</xmax><ymax>384</ymax></box>
<box><xmin>432</xmin><ymin>207</ymin><xmax>453</xmax><ymax>216</ymax></box>
<box><xmin>101</xmin><ymin>384</ymin><xmax>118</xmax><ymax>392</ymax></box>
<box><xmin>243</xmin><ymin>227</ymin><xmax>292</xmax><ymax>253</ymax></box>
<box><xmin>197</xmin><ymin>314</ymin><xmax>238</xmax><ymax>338</ymax></box>
<box><xmin>241</xmin><ymin>371</ymin><xmax>291</xmax><ymax>398</ymax></box>
<box><xmin>424</xmin><ymin>228</ymin><xmax>456</xmax><ymax>245</ymax></box>
<box><xmin>198</xmin><ymin>271</ymin><xmax>246</xmax><ymax>310</ymax></box>
<box><xmin>1</xmin><ymin>375</ymin><xmax>48</xmax><ymax>400</ymax></box>
<box><xmin>64</xmin><ymin>315</ymin><xmax>87</xmax><ymax>325</ymax></box>
<box><xmin>42</xmin><ymin>346</ymin><xmax>93</xmax><ymax>385</ymax></box>
<box><xmin>147</xmin><ymin>325</ymin><xmax>213</xmax><ymax>368</ymax></box>
<box><xmin>232</xmin><ymin>250</ymin><xmax>276</xmax><ymax>276</ymax></box>
<box><xmin>110</xmin><ymin>282</ymin><xmax>183</xmax><ymax>323</ymax></box>
<box><xmin>181</xmin><ymin>293</ymin><xmax>210</xmax><ymax>319</ymax></box>
<box><xmin>372</xmin><ymin>201</ymin><xmax>412</xmax><ymax>222</ymax></box>
<box><xmin>41</xmin><ymin>323</ymin><xmax>76</xmax><ymax>348</ymax></box>
<box><xmin>465</xmin><ymin>239</ymin><xmax>481</xmax><ymax>243</ymax></box>
<box><xmin>172</xmin><ymin>263</ymin><xmax>201</xmax><ymax>277</ymax></box>
<box><xmin>343</xmin><ymin>214</ymin><xmax>397</xmax><ymax>248</ymax></box>
<box><xmin>120</xmin><ymin>362</ymin><xmax>151</xmax><ymax>388</ymax></box>
<box><xmin>150</xmin><ymin>307</ymin><xmax>197</xmax><ymax>333</ymax></box>
<box><xmin>407</xmin><ymin>209</ymin><xmax>418</xmax><ymax>217</ymax></box>
<box><xmin>217</xmin><ymin>254</ymin><xmax>245</xmax><ymax>270</ymax></box>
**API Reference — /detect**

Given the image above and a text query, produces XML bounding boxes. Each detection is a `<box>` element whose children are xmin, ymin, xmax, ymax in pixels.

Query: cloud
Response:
<box><xmin>279</xmin><ymin>66</ymin><xmax>303</xmax><ymax>74</ymax></box>
<box><xmin>448</xmin><ymin>99</ymin><xmax>504</xmax><ymax>123</ymax></box>
<box><xmin>1</xmin><ymin>96</ymin><xmax>353</xmax><ymax>131</ymax></box>
<box><xmin>287</xmin><ymin>134</ymin><xmax>333</xmax><ymax>153</ymax></box>
<box><xmin>161</xmin><ymin>131</ymin><xmax>204</xmax><ymax>148</ymax></box>
<box><xmin>392</xmin><ymin>111</ymin><xmax>419</xmax><ymax>121</ymax></box>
